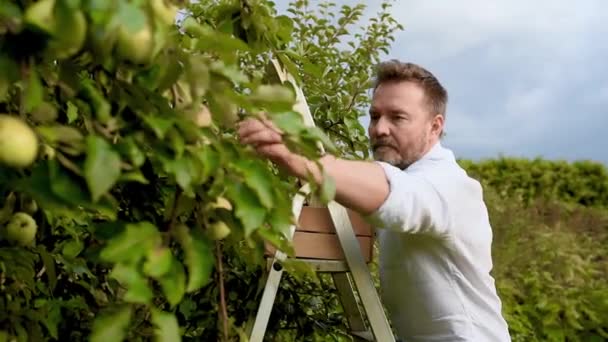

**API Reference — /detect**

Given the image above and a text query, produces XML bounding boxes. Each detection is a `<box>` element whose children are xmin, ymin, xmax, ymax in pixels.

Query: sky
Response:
<box><xmin>275</xmin><ymin>0</ymin><xmax>608</xmax><ymax>164</ymax></box>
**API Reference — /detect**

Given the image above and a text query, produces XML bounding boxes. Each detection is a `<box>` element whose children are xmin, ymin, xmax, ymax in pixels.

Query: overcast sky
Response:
<box><xmin>276</xmin><ymin>0</ymin><xmax>608</xmax><ymax>164</ymax></box>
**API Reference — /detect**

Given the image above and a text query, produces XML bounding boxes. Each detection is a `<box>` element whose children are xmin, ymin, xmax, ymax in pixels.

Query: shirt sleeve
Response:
<box><xmin>365</xmin><ymin>161</ymin><xmax>451</xmax><ymax>237</ymax></box>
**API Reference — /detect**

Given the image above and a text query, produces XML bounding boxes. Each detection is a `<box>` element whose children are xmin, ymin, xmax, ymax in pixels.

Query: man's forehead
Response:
<box><xmin>370</xmin><ymin>97</ymin><xmax>413</xmax><ymax>113</ymax></box>
<box><xmin>371</xmin><ymin>84</ymin><xmax>425</xmax><ymax>111</ymax></box>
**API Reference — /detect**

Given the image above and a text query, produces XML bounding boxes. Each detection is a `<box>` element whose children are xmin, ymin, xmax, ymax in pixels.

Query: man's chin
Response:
<box><xmin>373</xmin><ymin>152</ymin><xmax>400</xmax><ymax>165</ymax></box>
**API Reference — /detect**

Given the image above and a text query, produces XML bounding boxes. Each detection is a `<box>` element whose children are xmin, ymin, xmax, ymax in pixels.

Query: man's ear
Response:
<box><xmin>431</xmin><ymin>114</ymin><xmax>444</xmax><ymax>137</ymax></box>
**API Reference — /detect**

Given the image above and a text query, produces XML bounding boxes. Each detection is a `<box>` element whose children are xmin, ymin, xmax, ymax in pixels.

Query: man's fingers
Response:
<box><xmin>241</xmin><ymin>128</ymin><xmax>282</xmax><ymax>145</ymax></box>
<box><xmin>237</xmin><ymin>118</ymin><xmax>264</xmax><ymax>137</ymax></box>
<box><xmin>260</xmin><ymin>118</ymin><xmax>282</xmax><ymax>134</ymax></box>
<box><xmin>238</xmin><ymin>116</ymin><xmax>282</xmax><ymax>136</ymax></box>
<box><xmin>237</xmin><ymin>116</ymin><xmax>284</xmax><ymax>144</ymax></box>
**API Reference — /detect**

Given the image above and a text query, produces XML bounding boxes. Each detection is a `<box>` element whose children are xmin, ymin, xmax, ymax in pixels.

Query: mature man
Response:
<box><xmin>238</xmin><ymin>60</ymin><xmax>511</xmax><ymax>341</ymax></box>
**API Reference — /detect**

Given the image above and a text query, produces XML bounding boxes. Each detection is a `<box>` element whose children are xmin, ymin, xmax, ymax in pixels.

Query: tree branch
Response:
<box><xmin>166</xmin><ymin>188</ymin><xmax>183</xmax><ymax>232</ymax></box>
<box><xmin>216</xmin><ymin>241</ymin><xmax>229</xmax><ymax>341</ymax></box>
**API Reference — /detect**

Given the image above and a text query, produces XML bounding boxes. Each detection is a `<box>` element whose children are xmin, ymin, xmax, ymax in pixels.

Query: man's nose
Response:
<box><xmin>370</xmin><ymin>117</ymin><xmax>390</xmax><ymax>137</ymax></box>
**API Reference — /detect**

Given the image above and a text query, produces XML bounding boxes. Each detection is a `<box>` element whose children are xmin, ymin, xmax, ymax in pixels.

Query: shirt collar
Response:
<box><xmin>406</xmin><ymin>140</ymin><xmax>455</xmax><ymax>170</ymax></box>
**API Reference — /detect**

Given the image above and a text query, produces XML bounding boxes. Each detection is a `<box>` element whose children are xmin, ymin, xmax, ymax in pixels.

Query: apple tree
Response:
<box><xmin>0</xmin><ymin>0</ymin><xmax>402</xmax><ymax>340</ymax></box>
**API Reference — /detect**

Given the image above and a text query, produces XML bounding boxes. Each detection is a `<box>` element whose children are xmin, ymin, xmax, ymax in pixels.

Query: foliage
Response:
<box><xmin>285</xmin><ymin>0</ymin><xmax>403</xmax><ymax>159</ymax></box>
<box><xmin>0</xmin><ymin>0</ymin><xmax>402</xmax><ymax>341</ymax></box>
<box><xmin>484</xmin><ymin>189</ymin><xmax>608</xmax><ymax>342</ymax></box>
<box><xmin>4</xmin><ymin>0</ymin><xmax>603</xmax><ymax>341</ymax></box>
<box><xmin>458</xmin><ymin>157</ymin><xmax>608</xmax><ymax>208</ymax></box>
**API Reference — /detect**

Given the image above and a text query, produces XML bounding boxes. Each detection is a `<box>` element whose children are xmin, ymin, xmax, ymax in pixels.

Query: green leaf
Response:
<box><xmin>277</xmin><ymin>52</ymin><xmax>302</xmax><ymax>83</ymax></box>
<box><xmin>110</xmin><ymin>263</ymin><xmax>154</xmax><ymax>304</ymax></box>
<box><xmin>119</xmin><ymin>170</ymin><xmax>148</xmax><ymax>184</ymax></box>
<box><xmin>115</xmin><ymin>0</ymin><xmax>146</xmax><ymax>33</ymax></box>
<box><xmin>182</xmin><ymin>18</ymin><xmax>250</xmax><ymax>54</ymax></box>
<box><xmin>144</xmin><ymin>115</ymin><xmax>174</xmax><ymax>138</ymax></box>
<box><xmin>143</xmin><ymin>247</ymin><xmax>173</xmax><ymax>279</ymax></box>
<box><xmin>160</xmin><ymin>155</ymin><xmax>199</xmax><ymax>194</ymax></box>
<box><xmin>62</xmin><ymin>239</ymin><xmax>84</xmax><ymax>259</ymax></box>
<box><xmin>271</xmin><ymin>111</ymin><xmax>305</xmax><ymax>135</ymax></box>
<box><xmin>100</xmin><ymin>221</ymin><xmax>161</xmax><ymax>264</ymax></box>
<box><xmin>79</xmin><ymin>78</ymin><xmax>111</xmax><ymax>123</ymax></box>
<box><xmin>306</xmin><ymin>126</ymin><xmax>337</xmax><ymax>154</ymax></box>
<box><xmin>38</xmin><ymin>300</ymin><xmax>61</xmax><ymax>339</ymax></box>
<box><xmin>235</xmin><ymin>159</ymin><xmax>274</xmax><ymax>209</ymax></box>
<box><xmin>37</xmin><ymin>246</ymin><xmax>57</xmax><ymax>291</ymax></box>
<box><xmin>209</xmin><ymin>60</ymin><xmax>249</xmax><ymax>84</ymax></box>
<box><xmin>256</xmin><ymin>227</ymin><xmax>294</xmax><ymax>257</ymax></box>
<box><xmin>151</xmin><ymin>309</ymin><xmax>182</xmax><ymax>342</ymax></box>
<box><xmin>226</xmin><ymin>182</ymin><xmax>266</xmax><ymax>236</ymax></box>
<box><xmin>66</xmin><ymin>101</ymin><xmax>78</xmax><ymax>123</ymax></box>
<box><xmin>47</xmin><ymin>159</ymin><xmax>89</xmax><ymax>204</ymax></box>
<box><xmin>116</xmin><ymin>136</ymin><xmax>146</xmax><ymax>168</ymax></box>
<box><xmin>84</xmin><ymin>135</ymin><xmax>122</xmax><ymax>202</ymax></box>
<box><xmin>24</xmin><ymin>66</ymin><xmax>43</xmax><ymax>112</ymax></box>
<box><xmin>167</xmin><ymin>128</ymin><xmax>185</xmax><ymax>158</ymax></box>
<box><xmin>92</xmin><ymin>221</ymin><xmax>126</xmax><ymax>240</ymax></box>
<box><xmin>320</xmin><ymin>171</ymin><xmax>336</xmax><ymax>203</ymax></box>
<box><xmin>35</xmin><ymin>125</ymin><xmax>84</xmax><ymax>147</ymax></box>
<box><xmin>175</xmin><ymin>224</ymin><xmax>214</xmax><ymax>293</ymax></box>
<box><xmin>158</xmin><ymin>257</ymin><xmax>186</xmax><ymax>307</ymax></box>
<box><xmin>0</xmin><ymin>54</ymin><xmax>19</xmax><ymax>101</ymax></box>
<box><xmin>90</xmin><ymin>307</ymin><xmax>132</xmax><ymax>342</ymax></box>
<box><xmin>0</xmin><ymin>2</ymin><xmax>22</xmax><ymax>19</ymax></box>
<box><xmin>192</xmin><ymin>145</ymin><xmax>220</xmax><ymax>183</ymax></box>
<box><xmin>250</xmin><ymin>84</ymin><xmax>295</xmax><ymax>111</ymax></box>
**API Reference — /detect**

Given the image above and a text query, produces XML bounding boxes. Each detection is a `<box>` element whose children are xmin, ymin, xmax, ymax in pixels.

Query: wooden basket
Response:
<box><xmin>264</xmin><ymin>206</ymin><xmax>375</xmax><ymax>263</ymax></box>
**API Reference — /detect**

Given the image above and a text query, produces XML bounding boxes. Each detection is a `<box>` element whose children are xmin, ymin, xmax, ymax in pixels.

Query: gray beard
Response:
<box><xmin>371</xmin><ymin>139</ymin><xmax>428</xmax><ymax>170</ymax></box>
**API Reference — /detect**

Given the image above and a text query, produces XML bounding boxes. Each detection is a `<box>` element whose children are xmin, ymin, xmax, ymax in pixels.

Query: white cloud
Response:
<box><xmin>388</xmin><ymin>0</ymin><xmax>607</xmax><ymax>62</ymax></box>
<box><xmin>276</xmin><ymin>0</ymin><xmax>608</xmax><ymax>163</ymax></box>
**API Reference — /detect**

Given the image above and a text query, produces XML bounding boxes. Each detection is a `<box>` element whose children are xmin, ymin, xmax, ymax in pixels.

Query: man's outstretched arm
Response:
<box><xmin>237</xmin><ymin>117</ymin><xmax>390</xmax><ymax>215</ymax></box>
<box><xmin>237</xmin><ymin>117</ymin><xmax>450</xmax><ymax>237</ymax></box>
<box><xmin>288</xmin><ymin>153</ymin><xmax>390</xmax><ymax>215</ymax></box>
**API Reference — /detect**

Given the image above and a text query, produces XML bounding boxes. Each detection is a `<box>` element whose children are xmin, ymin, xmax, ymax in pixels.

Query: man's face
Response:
<box><xmin>368</xmin><ymin>81</ymin><xmax>442</xmax><ymax>169</ymax></box>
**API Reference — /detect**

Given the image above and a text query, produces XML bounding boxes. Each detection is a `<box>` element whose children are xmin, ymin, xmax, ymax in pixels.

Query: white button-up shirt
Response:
<box><xmin>366</xmin><ymin>142</ymin><xmax>511</xmax><ymax>342</ymax></box>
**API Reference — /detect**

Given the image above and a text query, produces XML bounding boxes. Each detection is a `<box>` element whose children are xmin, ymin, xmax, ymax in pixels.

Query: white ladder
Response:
<box><xmin>246</xmin><ymin>58</ymin><xmax>395</xmax><ymax>342</ymax></box>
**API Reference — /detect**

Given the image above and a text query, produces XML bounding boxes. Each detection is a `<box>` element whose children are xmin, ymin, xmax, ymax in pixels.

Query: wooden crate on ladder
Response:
<box><xmin>264</xmin><ymin>206</ymin><xmax>374</xmax><ymax>262</ymax></box>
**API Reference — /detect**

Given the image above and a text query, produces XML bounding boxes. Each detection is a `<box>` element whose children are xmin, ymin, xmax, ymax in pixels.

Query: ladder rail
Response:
<box><xmin>248</xmin><ymin>184</ymin><xmax>309</xmax><ymax>342</ymax></box>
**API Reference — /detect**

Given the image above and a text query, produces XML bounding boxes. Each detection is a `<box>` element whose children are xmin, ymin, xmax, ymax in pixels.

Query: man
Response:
<box><xmin>238</xmin><ymin>60</ymin><xmax>511</xmax><ymax>342</ymax></box>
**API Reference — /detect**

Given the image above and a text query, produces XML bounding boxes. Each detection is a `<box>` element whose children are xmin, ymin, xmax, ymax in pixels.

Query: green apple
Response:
<box><xmin>210</xmin><ymin>196</ymin><xmax>232</xmax><ymax>210</ymax></box>
<box><xmin>23</xmin><ymin>0</ymin><xmax>56</xmax><ymax>34</ymax></box>
<box><xmin>5</xmin><ymin>212</ymin><xmax>38</xmax><ymax>247</ymax></box>
<box><xmin>115</xmin><ymin>21</ymin><xmax>155</xmax><ymax>65</ymax></box>
<box><xmin>48</xmin><ymin>9</ymin><xmax>88</xmax><ymax>59</ymax></box>
<box><xmin>195</xmin><ymin>105</ymin><xmax>212</xmax><ymax>127</ymax></box>
<box><xmin>207</xmin><ymin>221</ymin><xmax>231</xmax><ymax>240</ymax></box>
<box><xmin>208</xmin><ymin>95</ymin><xmax>239</xmax><ymax>128</ymax></box>
<box><xmin>0</xmin><ymin>114</ymin><xmax>39</xmax><ymax>168</ymax></box>
<box><xmin>149</xmin><ymin>0</ymin><xmax>178</xmax><ymax>26</ymax></box>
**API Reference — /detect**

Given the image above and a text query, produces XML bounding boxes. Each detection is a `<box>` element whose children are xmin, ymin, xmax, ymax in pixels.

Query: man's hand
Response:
<box><xmin>237</xmin><ymin>117</ymin><xmax>305</xmax><ymax>176</ymax></box>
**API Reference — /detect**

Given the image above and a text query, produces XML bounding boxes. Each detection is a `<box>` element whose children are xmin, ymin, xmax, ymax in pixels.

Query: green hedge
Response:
<box><xmin>458</xmin><ymin>158</ymin><xmax>608</xmax><ymax>207</ymax></box>
<box><xmin>484</xmin><ymin>188</ymin><xmax>608</xmax><ymax>341</ymax></box>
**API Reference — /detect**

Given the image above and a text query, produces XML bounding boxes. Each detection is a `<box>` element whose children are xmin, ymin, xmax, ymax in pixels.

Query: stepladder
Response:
<box><xmin>245</xmin><ymin>58</ymin><xmax>395</xmax><ymax>341</ymax></box>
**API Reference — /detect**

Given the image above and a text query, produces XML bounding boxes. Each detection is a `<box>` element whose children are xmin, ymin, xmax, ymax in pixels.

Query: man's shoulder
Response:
<box><xmin>408</xmin><ymin>150</ymin><xmax>485</xmax><ymax>199</ymax></box>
